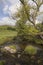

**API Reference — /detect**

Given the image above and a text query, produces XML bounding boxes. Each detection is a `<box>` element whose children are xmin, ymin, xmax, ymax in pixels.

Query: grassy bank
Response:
<box><xmin>0</xmin><ymin>26</ymin><xmax>17</xmax><ymax>45</ymax></box>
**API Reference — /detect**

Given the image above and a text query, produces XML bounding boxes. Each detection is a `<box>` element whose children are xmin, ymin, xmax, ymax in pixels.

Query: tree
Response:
<box><xmin>13</xmin><ymin>0</ymin><xmax>43</xmax><ymax>48</ymax></box>
<box><xmin>12</xmin><ymin>0</ymin><xmax>43</xmax><ymax>65</ymax></box>
<box><xmin>14</xmin><ymin>0</ymin><xmax>43</xmax><ymax>28</ymax></box>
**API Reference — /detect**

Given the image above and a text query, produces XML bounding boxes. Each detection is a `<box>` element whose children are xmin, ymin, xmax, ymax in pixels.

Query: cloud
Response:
<box><xmin>1</xmin><ymin>0</ymin><xmax>43</xmax><ymax>26</ymax></box>
<box><xmin>9</xmin><ymin>5</ymin><xmax>17</xmax><ymax>15</ymax></box>
<box><xmin>28</xmin><ymin>0</ymin><xmax>37</xmax><ymax>7</ymax></box>
<box><xmin>0</xmin><ymin>0</ymin><xmax>20</xmax><ymax>26</ymax></box>
<box><xmin>6</xmin><ymin>0</ymin><xmax>19</xmax><ymax>4</ymax></box>
<box><xmin>0</xmin><ymin>0</ymin><xmax>17</xmax><ymax>5</ymax></box>
<box><xmin>37</xmin><ymin>14</ymin><xmax>43</xmax><ymax>21</ymax></box>
<box><xmin>3</xmin><ymin>0</ymin><xmax>20</xmax><ymax>16</ymax></box>
<box><xmin>39</xmin><ymin>4</ymin><xmax>43</xmax><ymax>12</ymax></box>
<box><xmin>9</xmin><ymin>2</ymin><xmax>20</xmax><ymax>14</ymax></box>
<box><xmin>0</xmin><ymin>0</ymin><xmax>7</xmax><ymax>5</ymax></box>
<box><xmin>3</xmin><ymin>5</ymin><xmax>9</xmax><ymax>14</ymax></box>
<box><xmin>0</xmin><ymin>17</ymin><xmax>16</xmax><ymax>26</ymax></box>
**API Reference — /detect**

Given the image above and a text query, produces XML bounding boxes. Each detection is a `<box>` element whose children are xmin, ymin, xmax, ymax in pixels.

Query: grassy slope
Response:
<box><xmin>0</xmin><ymin>25</ymin><xmax>17</xmax><ymax>45</ymax></box>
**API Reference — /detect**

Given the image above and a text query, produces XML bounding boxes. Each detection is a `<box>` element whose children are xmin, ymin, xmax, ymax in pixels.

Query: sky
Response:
<box><xmin>0</xmin><ymin>0</ymin><xmax>43</xmax><ymax>26</ymax></box>
<box><xmin>0</xmin><ymin>0</ymin><xmax>20</xmax><ymax>26</ymax></box>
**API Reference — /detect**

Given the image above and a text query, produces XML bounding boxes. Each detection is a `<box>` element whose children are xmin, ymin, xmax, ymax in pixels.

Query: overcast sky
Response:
<box><xmin>0</xmin><ymin>0</ymin><xmax>43</xmax><ymax>25</ymax></box>
<box><xmin>0</xmin><ymin>0</ymin><xmax>20</xmax><ymax>25</ymax></box>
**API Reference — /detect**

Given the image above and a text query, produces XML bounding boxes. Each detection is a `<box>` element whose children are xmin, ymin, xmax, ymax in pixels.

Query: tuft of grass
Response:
<box><xmin>24</xmin><ymin>45</ymin><xmax>37</xmax><ymax>55</ymax></box>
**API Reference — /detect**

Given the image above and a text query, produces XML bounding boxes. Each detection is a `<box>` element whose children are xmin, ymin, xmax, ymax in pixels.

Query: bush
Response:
<box><xmin>24</xmin><ymin>45</ymin><xmax>37</xmax><ymax>55</ymax></box>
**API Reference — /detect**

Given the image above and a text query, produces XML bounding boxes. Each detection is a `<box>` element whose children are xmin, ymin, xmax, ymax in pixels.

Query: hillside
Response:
<box><xmin>0</xmin><ymin>25</ymin><xmax>17</xmax><ymax>45</ymax></box>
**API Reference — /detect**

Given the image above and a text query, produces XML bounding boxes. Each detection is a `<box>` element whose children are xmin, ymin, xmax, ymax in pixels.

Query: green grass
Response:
<box><xmin>24</xmin><ymin>45</ymin><xmax>37</xmax><ymax>55</ymax></box>
<box><xmin>0</xmin><ymin>26</ymin><xmax>17</xmax><ymax>45</ymax></box>
<box><xmin>9</xmin><ymin>45</ymin><xmax>16</xmax><ymax>49</ymax></box>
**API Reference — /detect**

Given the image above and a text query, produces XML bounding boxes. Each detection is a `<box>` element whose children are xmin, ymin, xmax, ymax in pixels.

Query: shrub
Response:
<box><xmin>24</xmin><ymin>45</ymin><xmax>37</xmax><ymax>55</ymax></box>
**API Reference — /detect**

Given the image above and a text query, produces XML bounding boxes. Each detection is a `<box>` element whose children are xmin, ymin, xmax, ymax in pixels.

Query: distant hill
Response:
<box><xmin>0</xmin><ymin>25</ymin><xmax>16</xmax><ymax>31</ymax></box>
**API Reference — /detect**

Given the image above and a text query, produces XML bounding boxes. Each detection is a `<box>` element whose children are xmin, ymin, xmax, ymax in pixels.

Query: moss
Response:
<box><xmin>0</xmin><ymin>60</ymin><xmax>5</xmax><ymax>65</ymax></box>
<box><xmin>24</xmin><ymin>45</ymin><xmax>37</xmax><ymax>55</ymax></box>
<box><xmin>9</xmin><ymin>45</ymin><xmax>16</xmax><ymax>50</ymax></box>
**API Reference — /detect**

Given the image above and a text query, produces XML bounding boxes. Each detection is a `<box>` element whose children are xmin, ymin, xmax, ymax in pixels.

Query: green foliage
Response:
<box><xmin>14</xmin><ymin>0</ymin><xmax>42</xmax><ymax>45</ymax></box>
<box><xmin>24</xmin><ymin>45</ymin><xmax>37</xmax><ymax>55</ymax></box>
<box><xmin>37</xmin><ymin>23</ymin><xmax>43</xmax><ymax>32</ymax></box>
<box><xmin>15</xmin><ymin>21</ymin><xmax>40</xmax><ymax>44</ymax></box>
<box><xmin>34</xmin><ymin>38</ymin><xmax>43</xmax><ymax>44</ymax></box>
<box><xmin>9</xmin><ymin>45</ymin><xmax>16</xmax><ymax>49</ymax></box>
<box><xmin>28</xmin><ymin>26</ymin><xmax>39</xmax><ymax>34</ymax></box>
<box><xmin>0</xmin><ymin>0</ymin><xmax>43</xmax><ymax>65</ymax></box>
<box><xmin>16</xmin><ymin>22</ymin><xmax>29</xmax><ymax>35</ymax></box>
<box><xmin>0</xmin><ymin>60</ymin><xmax>5</xmax><ymax>65</ymax></box>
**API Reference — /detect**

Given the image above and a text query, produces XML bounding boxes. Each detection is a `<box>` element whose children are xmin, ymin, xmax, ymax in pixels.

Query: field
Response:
<box><xmin>0</xmin><ymin>26</ymin><xmax>17</xmax><ymax>45</ymax></box>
